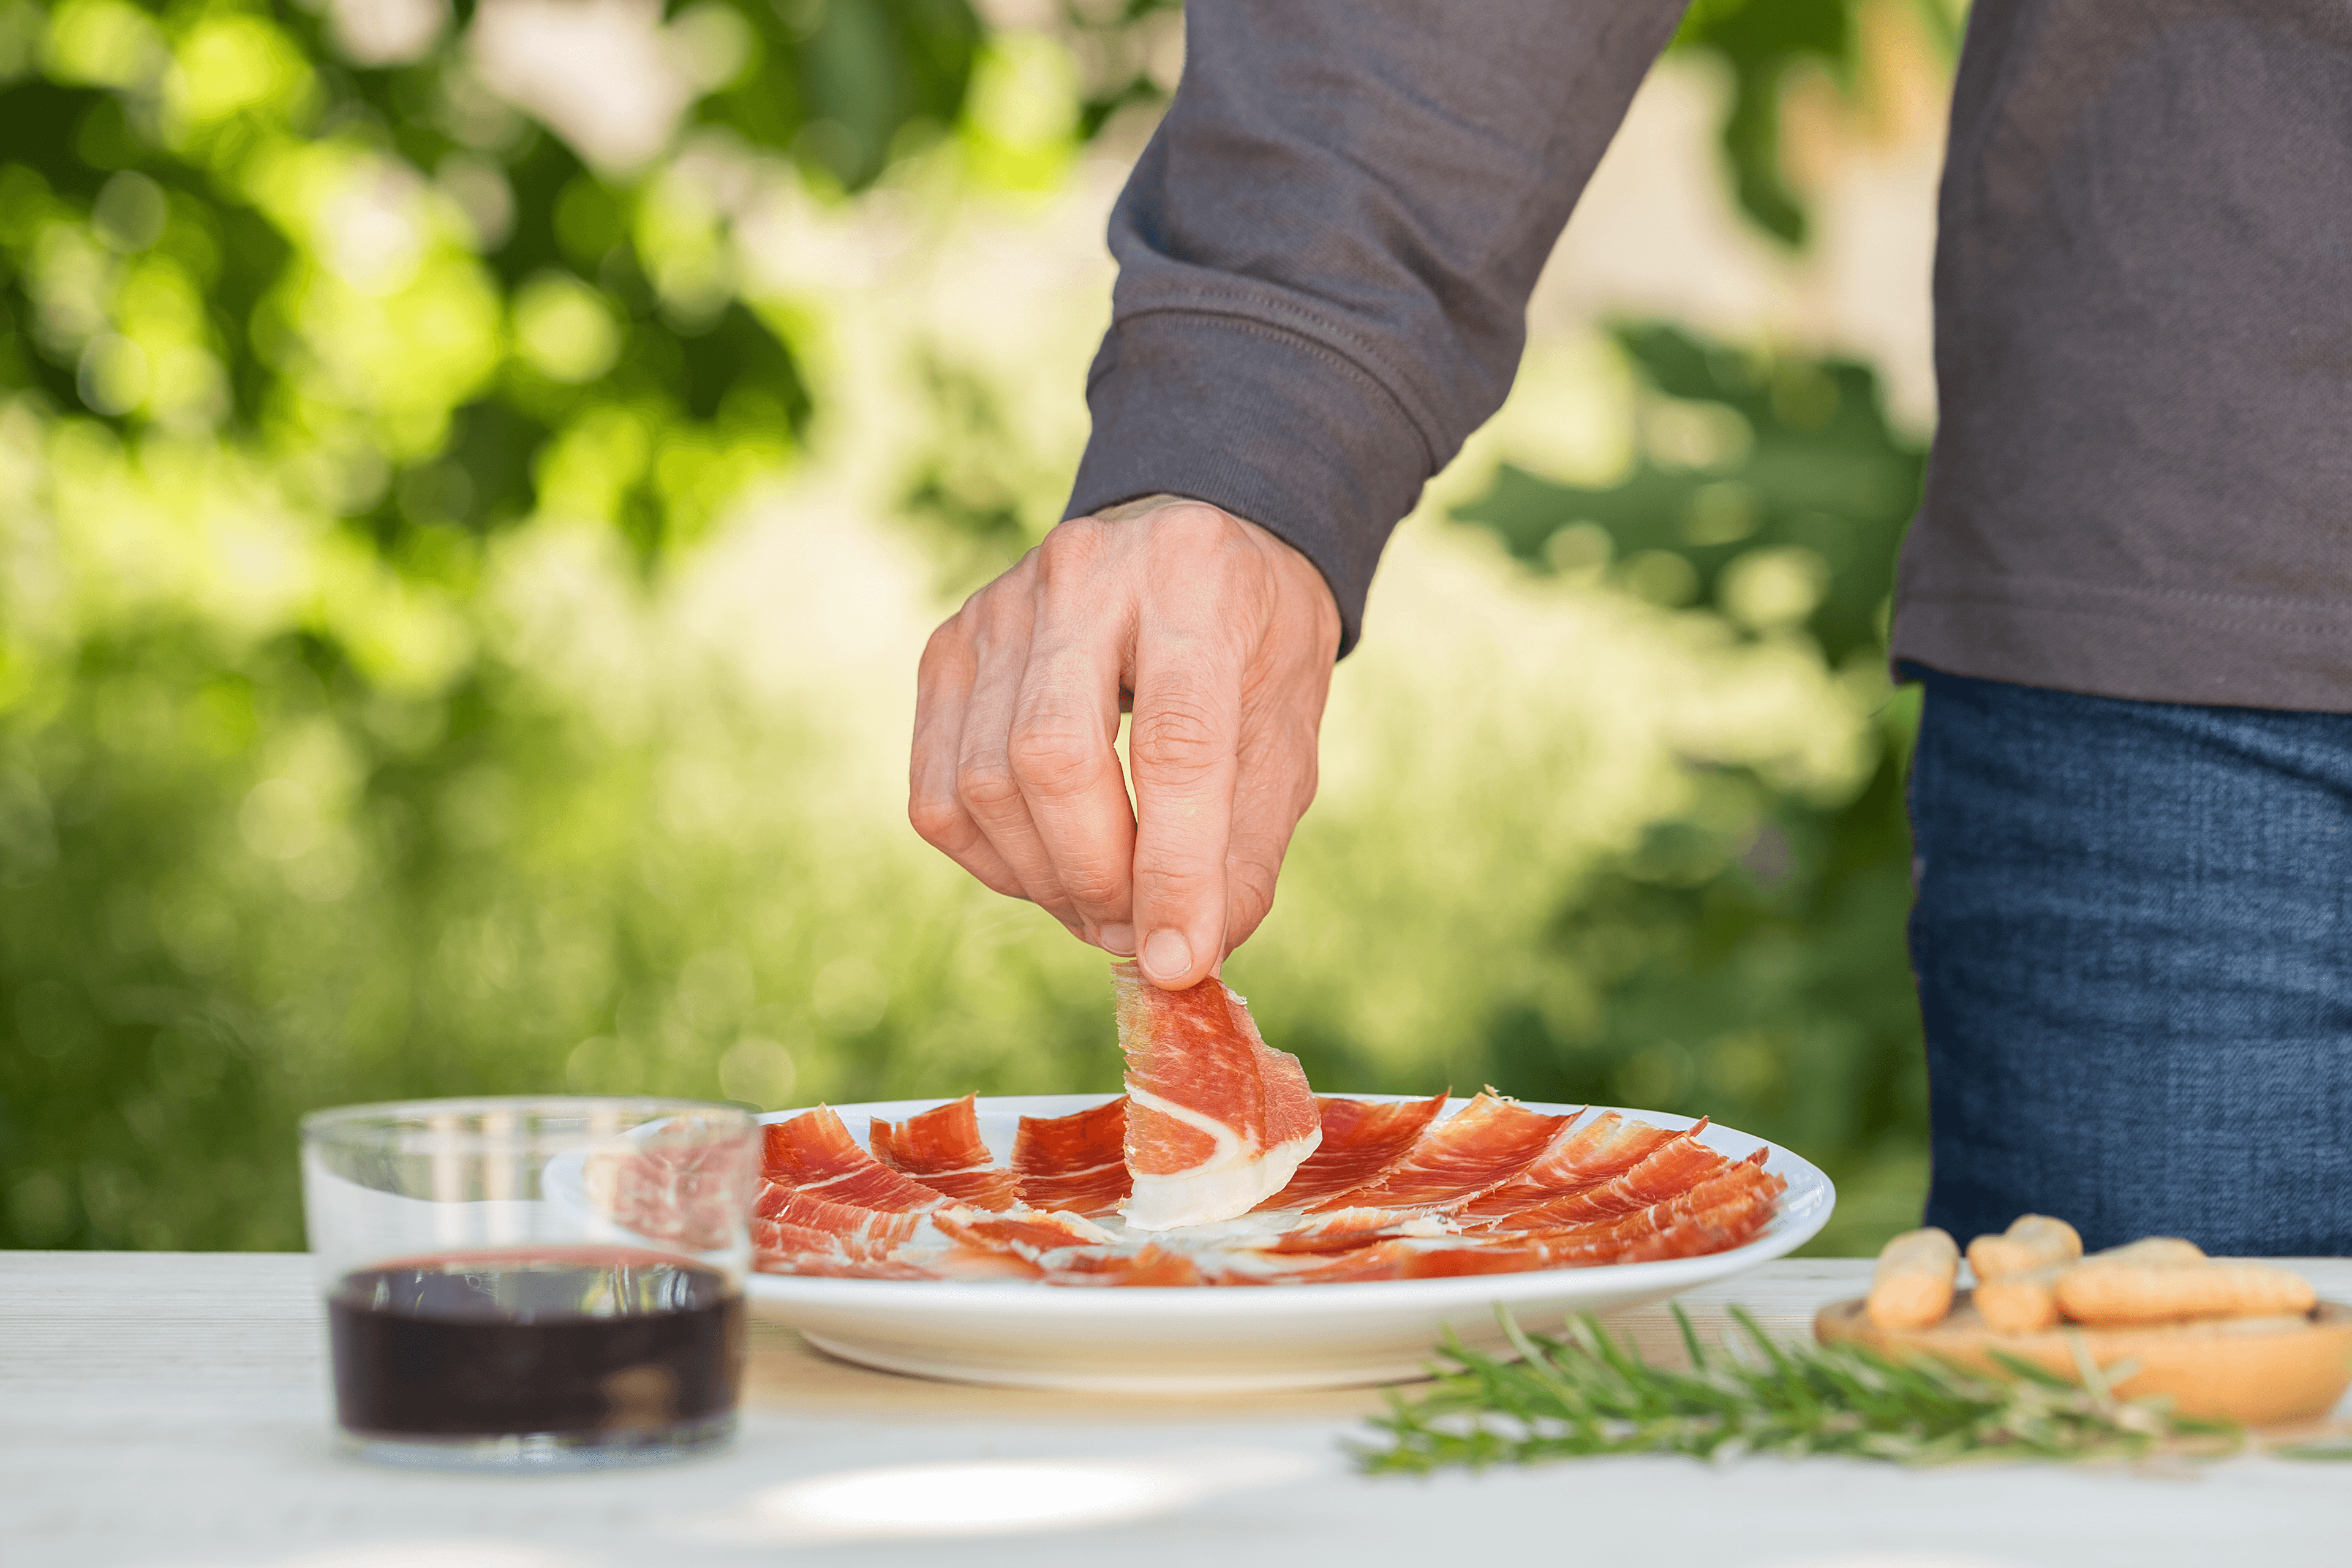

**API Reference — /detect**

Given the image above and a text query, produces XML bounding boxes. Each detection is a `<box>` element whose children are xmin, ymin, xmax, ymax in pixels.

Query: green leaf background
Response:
<box><xmin>0</xmin><ymin>0</ymin><xmax>1956</xmax><ymax>1253</ymax></box>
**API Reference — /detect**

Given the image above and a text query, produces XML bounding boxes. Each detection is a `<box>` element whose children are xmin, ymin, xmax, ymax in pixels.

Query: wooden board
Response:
<box><xmin>1816</xmin><ymin>1292</ymin><xmax>2352</xmax><ymax>1426</ymax></box>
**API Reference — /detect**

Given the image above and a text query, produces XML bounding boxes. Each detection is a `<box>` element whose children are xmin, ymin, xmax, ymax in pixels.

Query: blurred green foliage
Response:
<box><xmin>1455</xmin><ymin>323</ymin><xmax>1928</xmax><ymax>1253</ymax></box>
<box><xmin>0</xmin><ymin>0</ymin><xmax>986</xmax><ymax>568</ymax></box>
<box><xmin>1</xmin><ymin>0</ymin><xmax>1934</xmax><ymax>1254</ymax></box>
<box><xmin>1675</xmin><ymin>0</ymin><xmax>1960</xmax><ymax>244</ymax></box>
<box><xmin>0</xmin><ymin>0</ymin><xmax>996</xmax><ymax>1249</ymax></box>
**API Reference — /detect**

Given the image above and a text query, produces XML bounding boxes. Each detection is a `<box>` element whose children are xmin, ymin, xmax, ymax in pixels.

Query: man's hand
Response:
<box><xmin>910</xmin><ymin>499</ymin><xmax>1342</xmax><ymax>990</ymax></box>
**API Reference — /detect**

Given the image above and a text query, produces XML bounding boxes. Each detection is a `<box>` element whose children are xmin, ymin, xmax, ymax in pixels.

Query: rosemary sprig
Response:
<box><xmin>2269</xmin><ymin>1440</ymin><xmax>2352</xmax><ymax>1461</ymax></box>
<box><xmin>1357</xmin><ymin>1306</ymin><xmax>2244</xmax><ymax>1472</ymax></box>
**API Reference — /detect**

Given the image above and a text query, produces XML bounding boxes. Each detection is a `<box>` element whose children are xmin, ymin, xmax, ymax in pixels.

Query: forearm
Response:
<box><xmin>1068</xmin><ymin>0</ymin><xmax>1690</xmax><ymax>650</ymax></box>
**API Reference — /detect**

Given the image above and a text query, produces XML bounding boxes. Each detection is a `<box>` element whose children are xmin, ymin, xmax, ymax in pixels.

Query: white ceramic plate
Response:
<box><xmin>749</xmin><ymin>1093</ymin><xmax>1833</xmax><ymax>1393</ymax></box>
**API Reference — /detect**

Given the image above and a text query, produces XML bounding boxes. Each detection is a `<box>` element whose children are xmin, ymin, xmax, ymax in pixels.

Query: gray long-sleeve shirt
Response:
<box><xmin>1066</xmin><ymin>1</ymin><xmax>2352</xmax><ymax>710</ymax></box>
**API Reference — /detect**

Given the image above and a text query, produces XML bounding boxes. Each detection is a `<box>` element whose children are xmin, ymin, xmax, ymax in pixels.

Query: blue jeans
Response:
<box><xmin>1909</xmin><ymin>668</ymin><xmax>2352</xmax><ymax>1255</ymax></box>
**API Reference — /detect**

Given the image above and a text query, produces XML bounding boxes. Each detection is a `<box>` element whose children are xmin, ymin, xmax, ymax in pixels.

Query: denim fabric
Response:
<box><xmin>1909</xmin><ymin>668</ymin><xmax>2352</xmax><ymax>1254</ymax></box>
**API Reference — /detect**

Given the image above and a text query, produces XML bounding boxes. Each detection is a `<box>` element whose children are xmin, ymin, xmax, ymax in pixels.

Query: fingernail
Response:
<box><xmin>1099</xmin><ymin>923</ymin><xmax>1136</xmax><ymax>956</ymax></box>
<box><xmin>1142</xmin><ymin>928</ymin><xmax>1193</xmax><ymax>982</ymax></box>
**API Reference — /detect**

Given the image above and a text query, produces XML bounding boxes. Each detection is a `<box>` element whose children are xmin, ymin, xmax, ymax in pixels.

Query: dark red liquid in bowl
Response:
<box><xmin>328</xmin><ymin>1248</ymin><xmax>744</xmax><ymax>1439</ymax></box>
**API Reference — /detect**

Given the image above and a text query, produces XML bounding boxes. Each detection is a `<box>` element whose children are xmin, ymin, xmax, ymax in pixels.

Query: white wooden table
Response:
<box><xmin>6</xmin><ymin>1253</ymin><xmax>2352</xmax><ymax>1568</ymax></box>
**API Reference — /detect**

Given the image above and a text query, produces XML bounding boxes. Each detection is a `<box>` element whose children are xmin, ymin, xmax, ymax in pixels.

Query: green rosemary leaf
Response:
<box><xmin>1982</xmin><ymin>1345</ymin><xmax>2079</xmax><ymax>1392</ymax></box>
<box><xmin>2273</xmin><ymin>1442</ymin><xmax>2352</xmax><ymax>1461</ymax></box>
<box><xmin>1675</xmin><ymin>1303</ymin><xmax>1709</xmax><ymax>1371</ymax></box>
<box><xmin>1355</xmin><ymin>1305</ymin><xmax>2244</xmax><ymax>1474</ymax></box>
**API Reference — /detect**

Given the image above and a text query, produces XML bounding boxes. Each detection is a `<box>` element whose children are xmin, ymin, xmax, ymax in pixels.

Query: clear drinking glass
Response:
<box><xmin>301</xmin><ymin>1096</ymin><xmax>758</xmax><ymax>1471</ymax></box>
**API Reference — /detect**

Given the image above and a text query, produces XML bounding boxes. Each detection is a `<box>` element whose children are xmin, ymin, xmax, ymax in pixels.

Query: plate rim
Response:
<box><xmin>745</xmin><ymin>1091</ymin><xmax>1834</xmax><ymax>1308</ymax></box>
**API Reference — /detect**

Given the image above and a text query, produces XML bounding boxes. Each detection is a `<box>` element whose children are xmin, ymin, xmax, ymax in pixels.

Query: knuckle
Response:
<box><xmin>1227</xmin><ymin>852</ymin><xmax>1281</xmax><ymax>919</ymax></box>
<box><xmin>907</xmin><ymin>790</ymin><xmax>965</xmax><ymax>848</ymax></box>
<box><xmin>1130</xmin><ymin>698</ymin><xmax>1230</xmax><ymax>780</ymax></box>
<box><xmin>1136</xmin><ymin>843</ymin><xmax>1223</xmax><ymax>895</ymax></box>
<box><xmin>1057</xmin><ymin>862</ymin><xmax>1128</xmax><ymax>911</ymax></box>
<box><xmin>1005</xmin><ymin>717</ymin><xmax>1099</xmax><ymax>794</ymax></box>
<box><xmin>918</xmin><ymin>618</ymin><xmax>971</xmax><ymax>678</ymax></box>
<box><xmin>948</xmin><ymin>554</ymin><xmax>1039</xmax><ymax>637</ymax></box>
<box><xmin>1147</xmin><ymin>501</ymin><xmax>1233</xmax><ymax>546</ymax></box>
<box><xmin>956</xmin><ymin>757</ymin><xmax>1023</xmax><ymax>815</ymax></box>
<box><xmin>949</xmin><ymin>579</ymin><xmax>998</xmax><ymax>628</ymax></box>
<box><xmin>998</xmin><ymin>543</ymin><xmax>1043</xmax><ymax>586</ymax></box>
<box><xmin>1033</xmin><ymin>521</ymin><xmax>1104</xmax><ymax>580</ymax></box>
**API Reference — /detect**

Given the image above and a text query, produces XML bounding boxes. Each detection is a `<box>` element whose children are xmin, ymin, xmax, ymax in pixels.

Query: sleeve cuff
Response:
<box><xmin>1063</xmin><ymin>309</ymin><xmax>1434</xmax><ymax>656</ymax></box>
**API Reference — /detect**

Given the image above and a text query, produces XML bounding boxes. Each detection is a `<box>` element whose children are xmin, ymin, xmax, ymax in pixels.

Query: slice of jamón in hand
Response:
<box><xmin>1112</xmin><ymin>962</ymin><xmax>1322</xmax><ymax>1230</ymax></box>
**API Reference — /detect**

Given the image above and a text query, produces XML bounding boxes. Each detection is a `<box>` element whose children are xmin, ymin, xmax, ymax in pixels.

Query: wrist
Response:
<box><xmin>1090</xmin><ymin>492</ymin><xmax>1206</xmax><ymax>524</ymax></box>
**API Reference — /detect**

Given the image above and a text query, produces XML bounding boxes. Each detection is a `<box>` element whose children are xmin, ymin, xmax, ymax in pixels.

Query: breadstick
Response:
<box><xmin>1965</xmin><ymin>1214</ymin><xmax>2082</xmax><ymax>1281</ymax></box>
<box><xmin>1868</xmin><ymin>1227</ymin><xmax>1958</xmax><ymax>1329</ymax></box>
<box><xmin>2081</xmin><ymin>1236</ymin><xmax>2205</xmax><ymax>1268</ymax></box>
<box><xmin>2056</xmin><ymin>1259</ymin><xmax>2316</xmax><ymax>1327</ymax></box>
<box><xmin>1975</xmin><ymin>1263</ymin><xmax>2065</xmax><ymax>1334</ymax></box>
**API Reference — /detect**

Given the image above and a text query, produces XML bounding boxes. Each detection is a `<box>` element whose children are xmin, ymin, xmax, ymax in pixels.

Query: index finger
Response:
<box><xmin>1008</xmin><ymin>545</ymin><xmax>1142</xmax><ymax>948</ymax></box>
<box><xmin>1125</xmin><ymin>627</ymin><xmax>1245</xmax><ymax>990</ymax></box>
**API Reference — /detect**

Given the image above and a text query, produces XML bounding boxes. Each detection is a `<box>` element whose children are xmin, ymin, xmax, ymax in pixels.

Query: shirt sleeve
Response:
<box><xmin>1065</xmin><ymin>0</ymin><xmax>1689</xmax><ymax>652</ymax></box>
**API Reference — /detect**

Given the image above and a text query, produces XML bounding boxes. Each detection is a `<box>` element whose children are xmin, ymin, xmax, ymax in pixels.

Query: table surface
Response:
<box><xmin>6</xmin><ymin>1253</ymin><xmax>2351</xmax><ymax>1568</ymax></box>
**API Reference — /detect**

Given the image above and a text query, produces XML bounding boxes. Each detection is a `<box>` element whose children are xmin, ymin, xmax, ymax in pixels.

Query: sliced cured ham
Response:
<box><xmin>1454</xmin><ymin>1110</ymin><xmax>1680</xmax><ymax>1221</ymax></box>
<box><xmin>1400</xmin><ymin>1245</ymin><xmax>1550</xmax><ymax>1280</ymax></box>
<box><xmin>1114</xmin><ymin>963</ymin><xmax>1321</xmax><ymax>1229</ymax></box>
<box><xmin>1616</xmin><ymin>1208</ymin><xmax>1770</xmax><ymax>1265</ymax></box>
<box><xmin>1256</xmin><ymin>1093</ymin><xmax>1452</xmax><ymax>1212</ymax></box>
<box><xmin>587</xmin><ymin>1128</ymin><xmax>751</xmax><ymax>1251</ymax></box>
<box><xmin>1475</xmin><ymin>1126</ymin><xmax>1727</xmax><ymax>1232</ymax></box>
<box><xmin>932</xmin><ymin>1206</ymin><xmax>1118</xmax><ymax>1263</ymax></box>
<box><xmin>1487</xmin><ymin>1153</ymin><xmax>1773</xmax><ymax>1251</ymax></box>
<box><xmin>870</xmin><ymin>1095</ymin><xmax>1023</xmax><ymax>1210</ymax></box>
<box><xmin>1264</xmin><ymin>1207</ymin><xmax>1461</xmax><ymax>1254</ymax></box>
<box><xmin>922</xmin><ymin>1206</ymin><xmax>1123</xmax><ymax>1283</ymax></box>
<box><xmin>762</xmin><ymin>1106</ymin><xmax>947</xmax><ymax>1212</ymax></box>
<box><xmin>742</xmin><ymin>1139</ymin><xmax>1782</xmax><ymax>1286</ymax></box>
<box><xmin>1036</xmin><ymin>1243</ymin><xmax>1204</xmax><ymax>1287</ymax></box>
<box><xmin>753</xmin><ymin>1185</ymin><xmax>924</xmax><ymax>1243</ymax></box>
<box><xmin>739</xmin><ymin>1026</ymin><xmax>1792</xmax><ymax>1286</ymax></box>
<box><xmin>1263</xmin><ymin>1163</ymin><xmax>1781</xmax><ymax>1283</ymax></box>
<box><xmin>1240</xmin><ymin>1239</ymin><xmax>1420</xmax><ymax>1285</ymax></box>
<box><xmin>751</xmin><ymin>1189</ymin><xmax>935</xmax><ymax>1279</ymax></box>
<box><xmin>1009</xmin><ymin>1098</ymin><xmax>1131</xmax><ymax>1216</ymax></box>
<box><xmin>1304</xmin><ymin>1092</ymin><xmax>1572</xmax><ymax>1215</ymax></box>
<box><xmin>752</xmin><ymin>1232</ymin><xmax>943</xmax><ymax>1280</ymax></box>
<box><xmin>1512</xmin><ymin>1173</ymin><xmax>1782</xmax><ymax>1268</ymax></box>
<box><xmin>751</xmin><ymin>1188</ymin><xmax>932</xmax><ymax>1270</ymax></box>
